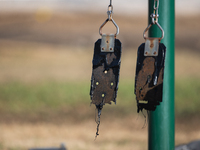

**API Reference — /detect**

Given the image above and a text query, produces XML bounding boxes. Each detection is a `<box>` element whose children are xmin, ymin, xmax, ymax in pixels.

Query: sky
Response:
<box><xmin>0</xmin><ymin>0</ymin><xmax>199</xmax><ymax>16</ymax></box>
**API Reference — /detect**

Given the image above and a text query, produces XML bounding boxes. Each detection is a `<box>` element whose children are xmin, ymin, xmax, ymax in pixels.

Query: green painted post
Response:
<box><xmin>148</xmin><ymin>0</ymin><xmax>175</xmax><ymax>150</ymax></box>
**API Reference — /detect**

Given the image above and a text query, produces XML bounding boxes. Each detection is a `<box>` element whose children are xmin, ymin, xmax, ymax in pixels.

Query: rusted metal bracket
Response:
<box><xmin>135</xmin><ymin>43</ymin><xmax>166</xmax><ymax>112</ymax></box>
<box><xmin>144</xmin><ymin>38</ymin><xmax>159</xmax><ymax>56</ymax></box>
<box><xmin>101</xmin><ymin>34</ymin><xmax>115</xmax><ymax>52</ymax></box>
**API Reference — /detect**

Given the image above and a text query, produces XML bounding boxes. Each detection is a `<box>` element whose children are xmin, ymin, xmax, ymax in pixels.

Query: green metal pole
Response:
<box><xmin>148</xmin><ymin>0</ymin><xmax>175</xmax><ymax>150</ymax></box>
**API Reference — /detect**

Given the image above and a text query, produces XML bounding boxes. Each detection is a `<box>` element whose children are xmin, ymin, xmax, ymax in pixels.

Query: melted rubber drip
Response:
<box><xmin>95</xmin><ymin>103</ymin><xmax>104</xmax><ymax>139</ymax></box>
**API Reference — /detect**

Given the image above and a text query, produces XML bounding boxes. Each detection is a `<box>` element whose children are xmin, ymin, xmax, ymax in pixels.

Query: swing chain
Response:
<box><xmin>109</xmin><ymin>0</ymin><xmax>112</xmax><ymax>6</ymax></box>
<box><xmin>153</xmin><ymin>0</ymin><xmax>159</xmax><ymax>10</ymax></box>
<box><xmin>151</xmin><ymin>0</ymin><xmax>159</xmax><ymax>24</ymax></box>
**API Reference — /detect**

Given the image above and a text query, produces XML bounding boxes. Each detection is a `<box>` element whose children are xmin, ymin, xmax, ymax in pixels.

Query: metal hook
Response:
<box><xmin>99</xmin><ymin>2</ymin><xmax>119</xmax><ymax>37</ymax></box>
<box><xmin>143</xmin><ymin>0</ymin><xmax>163</xmax><ymax>40</ymax></box>
<box><xmin>150</xmin><ymin>13</ymin><xmax>159</xmax><ymax>24</ymax></box>
<box><xmin>107</xmin><ymin>5</ymin><xmax>113</xmax><ymax>20</ymax></box>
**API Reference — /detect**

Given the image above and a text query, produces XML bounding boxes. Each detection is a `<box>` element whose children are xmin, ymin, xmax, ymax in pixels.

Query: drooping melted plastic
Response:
<box><xmin>135</xmin><ymin>43</ymin><xmax>166</xmax><ymax>112</ymax></box>
<box><xmin>90</xmin><ymin>38</ymin><xmax>121</xmax><ymax>137</ymax></box>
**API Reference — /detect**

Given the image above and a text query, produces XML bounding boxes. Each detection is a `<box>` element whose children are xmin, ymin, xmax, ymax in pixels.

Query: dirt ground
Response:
<box><xmin>1</xmin><ymin>116</ymin><xmax>200</xmax><ymax>150</ymax></box>
<box><xmin>0</xmin><ymin>12</ymin><xmax>200</xmax><ymax>150</ymax></box>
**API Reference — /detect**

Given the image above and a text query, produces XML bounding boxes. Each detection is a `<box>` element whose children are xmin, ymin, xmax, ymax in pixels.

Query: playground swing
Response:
<box><xmin>90</xmin><ymin>0</ymin><xmax>122</xmax><ymax>138</ymax></box>
<box><xmin>135</xmin><ymin>0</ymin><xmax>166</xmax><ymax>112</ymax></box>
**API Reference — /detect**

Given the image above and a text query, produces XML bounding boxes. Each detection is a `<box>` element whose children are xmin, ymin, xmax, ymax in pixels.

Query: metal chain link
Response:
<box><xmin>109</xmin><ymin>0</ymin><xmax>112</xmax><ymax>6</ymax></box>
<box><xmin>107</xmin><ymin>0</ymin><xmax>113</xmax><ymax>20</ymax></box>
<box><xmin>151</xmin><ymin>0</ymin><xmax>159</xmax><ymax>24</ymax></box>
<box><xmin>154</xmin><ymin>0</ymin><xmax>159</xmax><ymax>10</ymax></box>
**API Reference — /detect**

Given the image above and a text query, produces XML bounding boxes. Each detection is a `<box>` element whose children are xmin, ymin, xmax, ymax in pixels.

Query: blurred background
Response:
<box><xmin>0</xmin><ymin>0</ymin><xmax>199</xmax><ymax>150</ymax></box>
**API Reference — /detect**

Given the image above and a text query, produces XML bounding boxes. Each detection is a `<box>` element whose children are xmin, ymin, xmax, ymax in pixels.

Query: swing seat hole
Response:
<box><xmin>150</xmin><ymin>43</ymin><xmax>154</xmax><ymax>48</ymax></box>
